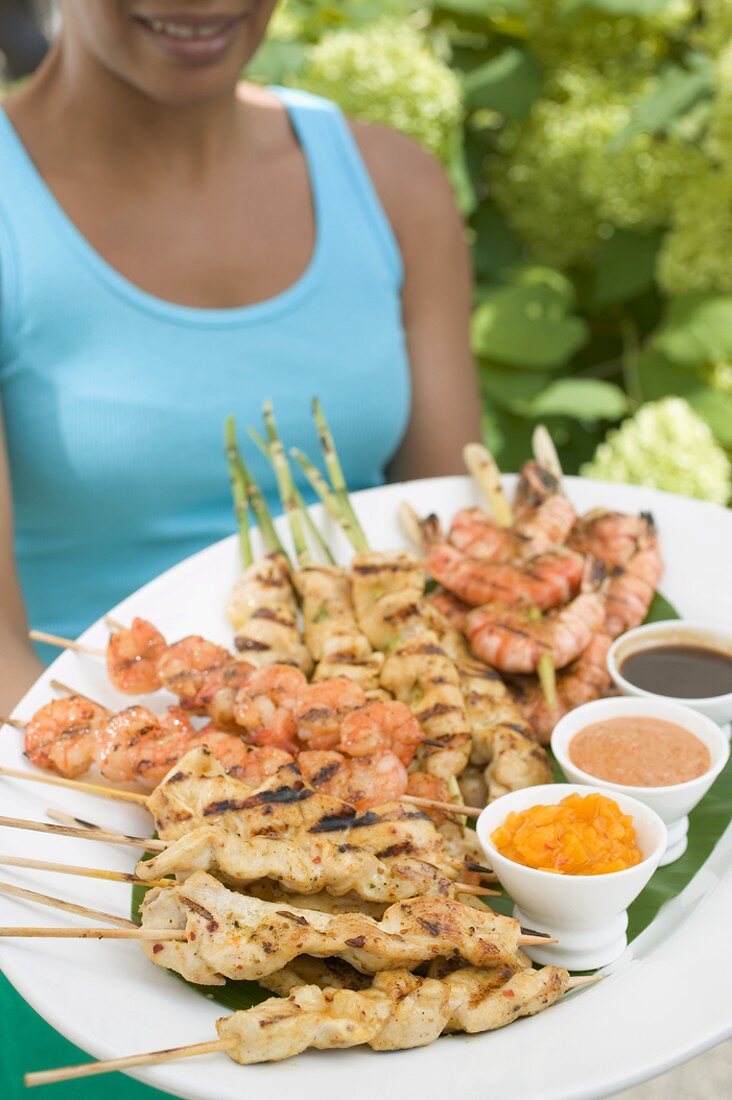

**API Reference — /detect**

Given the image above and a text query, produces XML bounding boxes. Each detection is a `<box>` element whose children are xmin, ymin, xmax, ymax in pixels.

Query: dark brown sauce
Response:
<box><xmin>621</xmin><ymin>644</ymin><xmax>732</xmax><ymax>699</ymax></box>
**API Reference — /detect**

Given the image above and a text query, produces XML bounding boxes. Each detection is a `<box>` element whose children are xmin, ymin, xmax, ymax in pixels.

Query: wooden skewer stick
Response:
<box><xmin>0</xmin><ymin>715</ymin><xmax>25</xmax><ymax>732</ymax></box>
<box><xmin>49</xmin><ymin>680</ymin><xmax>109</xmax><ymax>709</ymax></box>
<box><xmin>46</xmin><ymin>808</ymin><xmax>104</xmax><ymax>830</ymax></box>
<box><xmin>567</xmin><ymin>973</ymin><xmax>602</xmax><ymax>989</ymax></box>
<box><xmin>454</xmin><ymin>882</ymin><xmax>500</xmax><ymax>898</ymax></box>
<box><xmin>402</xmin><ymin>794</ymin><xmax>481</xmax><ymax>819</ymax></box>
<box><xmin>463</xmin><ymin>443</ymin><xmax>513</xmax><ymax>527</ymax></box>
<box><xmin>0</xmin><ymin>926</ymin><xmax>184</xmax><ymax>940</ymax></box>
<box><xmin>0</xmin><ymin>765</ymin><xmax>150</xmax><ymax>806</ymax></box>
<box><xmin>105</xmin><ymin>616</ymin><xmax>125</xmax><ymax>632</ymax></box>
<box><xmin>532</xmin><ymin>424</ymin><xmax>563</xmax><ymax>484</ymax></box>
<box><xmin>29</xmin><ymin>630</ymin><xmax>105</xmax><ymax>657</ymax></box>
<box><xmin>0</xmin><ymin>880</ymin><xmax>137</xmax><ymax>928</ymax></box>
<box><xmin>25</xmin><ymin>1039</ymin><xmax>230</xmax><ymax>1088</ymax></box>
<box><xmin>0</xmin><ymin>815</ymin><xmax>166</xmax><ymax>851</ymax></box>
<box><xmin>26</xmin><ymin>970</ymin><xmax>595</xmax><ymax>1087</ymax></box>
<box><xmin>3</xmin><ymin>923</ymin><xmax>549</xmax><ymax>946</ymax></box>
<box><xmin>0</xmin><ymin>855</ymin><xmax>173</xmax><ymax>891</ymax></box>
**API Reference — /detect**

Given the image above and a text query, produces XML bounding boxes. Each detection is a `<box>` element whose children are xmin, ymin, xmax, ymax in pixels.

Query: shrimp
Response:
<box><xmin>233</xmin><ymin>664</ymin><xmax>307</xmax><ymax>753</ymax></box>
<box><xmin>569</xmin><ymin>509</ymin><xmax>655</xmax><ymax>569</ymax></box>
<box><xmin>511</xmin><ymin>634</ymin><xmax>614</xmax><ymax>743</ymax></box>
<box><xmin>466</xmin><ymin>560</ymin><xmax>607</xmax><ymax>673</ymax></box>
<box><xmin>513</xmin><ymin>461</ymin><xmax>575</xmax><ymax>555</ymax></box>
<box><xmin>297</xmin><ymin>748</ymin><xmax>409</xmax><ymax>810</ymax></box>
<box><xmin>191</xmin><ymin>661</ymin><xmax>255</xmax><ymax>730</ymax></box>
<box><xmin>24</xmin><ymin>696</ymin><xmax>108</xmax><ymax>778</ymax></box>
<box><xmin>604</xmin><ymin>535</ymin><xmax>663</xmax><ymax>637</ymax></box>
<box><xmin>97</xmin><ymin>705</ymin><xmax>197</xmax><ymax>789</ymax></box>
<box><xmin>339</xmin><ymin>700</ymin><xmax>424</xmax><ymax>766</ymax></box>
<box><xmin>192</xmin><ymin>725</ymin><xmax>292</xmax><ymax>781</ymax></box>
<box><xmin>292</xmin><ymin>679</ymin><xmax>367</xmax><ymax>751</ymax></box>
<box><xmin>405</xmin><ymin>772</ymin><xmax>452</xmax><ymax>827</ymax></box>
<box><xmin>426</xmin><ymin>539</ymin><xmax>584</xmax><ymax>610</ymax></box>
<box><xmin>448</xmin><ymin>508</ymin><xmax>516</xmax><ymax>564</ymax></box>
<box><xmin>156</xmin><ymin>637</ymin><xmax>232</xmax><ymax>709</ymax></box>
<box><xmin>106</xmin><ymin>618</ymin><xmax>167</xmax><ymax>695</ymax></box>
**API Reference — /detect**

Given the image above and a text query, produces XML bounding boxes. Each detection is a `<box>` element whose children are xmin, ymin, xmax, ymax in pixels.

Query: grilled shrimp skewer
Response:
<box><xmin>26</xmin><ymin>968</ymin><xmax>600</xmax><ymax>1084</ymax></box>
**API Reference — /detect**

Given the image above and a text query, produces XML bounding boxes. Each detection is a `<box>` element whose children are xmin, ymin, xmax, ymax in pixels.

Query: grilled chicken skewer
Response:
<box><xmin>137</xmin><ymin>870</ymin><xmax>548</xmax><ymax>983</ymax></box>
<box><xmin>133</xmin><ymin>821</ymin><xmax>494</xmax><ymax>902</ymax></box>
<box><xmin>27</xmin><ymin>968</ymin><xmax>602</xmax><ymax>1085</ymax></box>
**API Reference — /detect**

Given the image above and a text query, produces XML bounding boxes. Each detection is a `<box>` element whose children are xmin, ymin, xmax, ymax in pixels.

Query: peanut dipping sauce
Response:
<box><xmin>569</xmin><ymin>716</ymin><xmax>711</xmax><ymax>788</ymax></box>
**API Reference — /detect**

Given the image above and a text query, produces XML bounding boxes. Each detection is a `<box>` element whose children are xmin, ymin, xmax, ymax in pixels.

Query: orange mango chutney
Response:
<box><xmin>491</xmin><ymin>792</ymin><xmax>644</xmax><ymax>875</ymax></box>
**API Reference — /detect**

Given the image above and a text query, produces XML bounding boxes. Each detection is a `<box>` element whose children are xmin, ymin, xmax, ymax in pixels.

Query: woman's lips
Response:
<box><xmin>134</xmin><ymin>13</ymin><xmax>245</xmax><ymax>65</ymax></box>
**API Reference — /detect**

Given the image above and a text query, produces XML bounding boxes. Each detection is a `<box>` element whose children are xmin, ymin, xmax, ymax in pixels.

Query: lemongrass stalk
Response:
<box><xmin>233</xmin><ymin>438</ymin><xmax>288</xmax><ymax>563</ymax></box>
<box><xmin>291</xmin><ymin>448</ymin><xmax>368</xmax><ymax>553</ymax></box>
<box><xmin>261</xmin><ymin>402</ymin><xmax>311</xmax><ymax>568</ymax></box>
<box><xmin>249</xmin><ymin>429</ymin><xmax>335</xmax><ymax>565</ymax></box>
<box><xmin>538</xmin><ymin>652</ymin><xmax>558</xmax><ymax>712</ymax></box>
<box><xmin>224</xmin><ymin>416</ymin><xmax>252</xmax><ymax>568</ymax></box>
<box><xmin>311</xmin><ymin>398</ymin><xmax>368</xmax><ymax>549</ymax></box>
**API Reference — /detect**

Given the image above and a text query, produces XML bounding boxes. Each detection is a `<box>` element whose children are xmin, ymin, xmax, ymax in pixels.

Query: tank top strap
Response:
<box><xmin>269</xmin><ymin>87</ymin><xmax>403</xmax><ymax>288</ymax></box>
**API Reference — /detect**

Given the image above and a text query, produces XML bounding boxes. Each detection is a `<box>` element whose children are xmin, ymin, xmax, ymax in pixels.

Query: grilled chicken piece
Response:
<box><xmin>214</xmin><ymin>965</ymin><xmax>570</xmax><ymax>1063</ymax></box>
<box><xmin>228</xmin><ymin>553</ymin><xmax>313</xmax><ymax>674</ymax></box>
<box><xmin>350</xmin><ymin>550</ymin><xmax>426</xmax><ymax>650</ymax></box>
<box><xmin>140</xmin><ymin>871</ymin><xmax>524</xmax><ymax>981</ymax></box>
<box><xmin>136</xmin><ymin>825</ymin><xmax>464</xmax><ymax>903</ymax></box>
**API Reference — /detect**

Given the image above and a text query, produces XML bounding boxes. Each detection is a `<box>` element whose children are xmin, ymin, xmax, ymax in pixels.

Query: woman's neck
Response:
<box><xmin>11</xmin><ymin>37</ymin><xmax>244</xmax><ymax>176</ymax></box>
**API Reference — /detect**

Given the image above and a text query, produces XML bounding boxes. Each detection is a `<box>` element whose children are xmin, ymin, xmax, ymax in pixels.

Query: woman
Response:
<box><xmin>0</xmin><ymin>3</ymin><xmax>478</xmax><ymax>1094</ymax></box>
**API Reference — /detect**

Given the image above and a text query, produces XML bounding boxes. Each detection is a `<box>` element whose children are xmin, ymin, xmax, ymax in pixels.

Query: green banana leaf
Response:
<box><xmin>132</xmin><ymin>590</ymin><xmax>729</xmax><ymax>1004</ymax></box>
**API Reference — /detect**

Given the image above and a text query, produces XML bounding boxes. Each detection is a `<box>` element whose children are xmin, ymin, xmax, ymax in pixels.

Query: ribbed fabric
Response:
<box><xmin>0</xmin><ymin>87</ymin><xmax>410</xmax><ymax>641</ymax></box>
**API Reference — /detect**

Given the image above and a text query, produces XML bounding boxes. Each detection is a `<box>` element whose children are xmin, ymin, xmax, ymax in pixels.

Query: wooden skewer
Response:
<box><xmin>0</xmin><ymin>880</ymin><xmax>137</xmax><ymax>928</ymax></box>
<box><xmin>0</xmin><ymin>855</ymin><xmax>173</xmax><ymax>891</ymax></box>
<box><xmin>463</xmin><ymin>443</ymin><xmax>513</xmax><ymax>527</ymax></box>
<box><xmin>49</xmin><ymin>680</ymin><xmax>109</xmax><ymax>709</ymax></box>
<box><xmin>0</xmin><ymin>815</ymin><xmax>167</xmax><ymax>851</ymax></box>
<box><xmin>0</xmin><ymin>715</ymin><xmax>25</xmax><ymax>732</ymax></box>
<box><xmin>29</xmin><ymin>630</ymin><xmax>105</xmax><ymax>657</ymax></box>
<box><xmin>0</xmin><ymin>765</ymin><xmax>150</xmax><ymax>806</ymax></box>
<box><xmin>454</xmin><ymin>883</ymin><xmax>500</xmax><ymax>897</ymax></box>
<box><xmin>566</xmin><ymin>973</ymin><xmax>602</xmax><ymax>989</ymax></box>
<box><xmin>0</xmin><ymin>926</ymin><xmax>184</xmax><ymax>940</ymax></box>
<box><xmin>46</xmin><ymin>808</ymin><xmax>103</xmax><ymax>830</ymax></box>
<box><xmin>402</xmin><ymin>794</ymin><xmax>481</xmax><ymax>819</ymax></box>
<box><xmin>25</xmin><ymin>968</ymin><xmax>595</xmax><ymax>1087</ymax></box>
<box><xmin>532</xmin><ymin>424</ymin><xmax>563</xmax><ymax>484</ymax></box>
<box><xmin>105</xmin><ymin>616</ymin><xmax>125</xmax><ymax>632</ymax></box>
<box><xmin>25</xmin><ymin>1039</ymin><xmax>230</xmax><ymax>1088</ymax></box>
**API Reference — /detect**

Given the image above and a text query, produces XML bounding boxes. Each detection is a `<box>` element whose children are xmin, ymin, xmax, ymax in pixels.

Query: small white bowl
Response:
<box><xmin>476</xmin><ymin>783</ymin><xmax>666</xmax><ymax>971</ymax></box>
<box><xmin>551</xmin><ymin>696</ymin><xmax>730</xmax><ymax>867</ymax></box>
<box><xmin>607</xmin><ymin>620</ymin><xmax>732</xmax><ymax>733</ymax></box>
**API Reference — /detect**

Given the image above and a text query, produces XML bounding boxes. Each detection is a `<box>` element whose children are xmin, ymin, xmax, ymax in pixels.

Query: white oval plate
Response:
<box><xmin>2</xmin><ymin>476</ymin><xmax>731</xmax><ymax>1100</ymax></box>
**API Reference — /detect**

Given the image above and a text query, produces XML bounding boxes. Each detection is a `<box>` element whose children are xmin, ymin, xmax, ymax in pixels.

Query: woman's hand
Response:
<box><xmin>0</xmin><ymin>415</ymin><xmax>43</xmax><ymax>712</ymax></box>
<box><xmin>352</xmin><ymin>122</ymin><xmax>482</xmax><ymax>480</ymax></box>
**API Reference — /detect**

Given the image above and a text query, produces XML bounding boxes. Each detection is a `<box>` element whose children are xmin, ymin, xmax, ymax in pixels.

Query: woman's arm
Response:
<box><xmin>0</xmin><ymin>414</ymin><xmax>43</xmax><ymax>711</ymax></box>
<box><xmin>351</xmin><ymin>122</ymin><xmax>482</xmax><ymax>480</ymax></box>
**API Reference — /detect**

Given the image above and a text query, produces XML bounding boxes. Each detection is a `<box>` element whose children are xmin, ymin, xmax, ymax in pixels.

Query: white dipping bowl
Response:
<box><xmin>551</xmin><ymin>696</ymin><xmax>730</xmax><ymax>867</ymax></box>
<box><xmin>477</xmin><ymin>783</ymin><xmax>666</xmax><ymax>971</ymax></box>
<box><xmin>607</xmin><ymin>620</ymin><xmax>732</xmax><ymax>732</ymax></box>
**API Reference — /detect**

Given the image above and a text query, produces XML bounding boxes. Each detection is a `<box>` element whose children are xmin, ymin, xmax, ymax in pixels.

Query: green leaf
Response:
<box><xmin>471</xmin><ymin>205</ymin><xmax>523</xmax><ymax>283</ymax></box>
<box><xmin>653</xmin><ymin>294</ymin><xmax>732</xmax><ymax>367</ymax></box>
<box><xmin>525</xmin><ymin>378</ymin><xmax>629</xmax><ymax>420</ymax></box>
<box><xmin>611</xmin><ymin>57</ymin><xmax>713</xmax><ymax>151</ymax></box>
<box><xmin>561</xmin><ymin>0</ymin><xmax>672</xmax><ymax>15</ymax></box>
<box><xmin>592</xmin><ymin>230</ymin><xmax>662</xmax><ymax>307</ymax></box>
<box><xmin>644</xmin><ymin>590</ymin><xmax>680</xmax><ymax>624</ymax></box>
<box><xmin>471</xmin><ymin>278</ymin><xmax>589</xmax><ymax>370</ymax></box>
<box><xmin>480</xmin><ymin>364</ymin><xmax>552</xmax><ymax>411</ymax></box>
<box><xmin>463</xmin><ymin>47</ymin><xmax>543</xmax><ymax>119</ymax></box>
<box><xmin>636</xmin><ymin>349</ymin><xmax>732</xmax><ymax>446</ymax></box>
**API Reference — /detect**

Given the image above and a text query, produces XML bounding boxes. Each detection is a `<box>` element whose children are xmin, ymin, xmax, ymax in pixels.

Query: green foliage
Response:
<box><xmin>250</xmin><ymin>1</ymin><xmax>732</xmax><ymax>486</ymax></box>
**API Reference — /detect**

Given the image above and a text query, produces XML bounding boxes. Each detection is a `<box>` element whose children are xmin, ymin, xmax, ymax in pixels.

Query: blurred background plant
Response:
<box><xmin>247</xmin><ymin>0</ymin><xmax>732</xmax><ymax>503</ymax></box>
<box><xmin>2</xmin><ymin>0</ymin><xmax>731</xmax><ymax>503</ymax></box>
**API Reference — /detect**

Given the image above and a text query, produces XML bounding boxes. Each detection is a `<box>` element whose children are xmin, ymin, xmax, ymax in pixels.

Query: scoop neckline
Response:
<box><xmin>0</xmin><ymin>87</ymin><xmax>325</xmax><ymax>326</ymax></box>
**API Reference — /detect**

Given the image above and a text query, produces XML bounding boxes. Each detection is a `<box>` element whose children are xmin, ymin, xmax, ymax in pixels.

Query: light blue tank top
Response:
<box><xmin>0</xmin><ymin>88</ymin><xmax>411</xmax><ymax>643</ymax></box>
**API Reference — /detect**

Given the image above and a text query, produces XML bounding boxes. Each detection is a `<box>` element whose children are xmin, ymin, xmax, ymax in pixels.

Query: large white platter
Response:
<box><xmin>1</xmin><ymin>476</ymin><xmax>731</xmax><ymax>1100</ymax></box>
